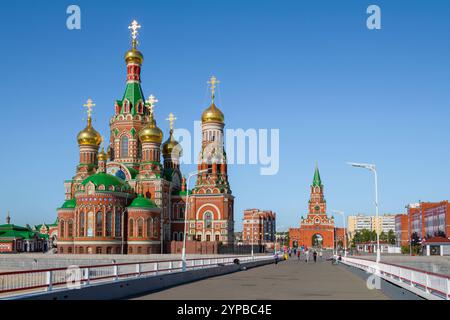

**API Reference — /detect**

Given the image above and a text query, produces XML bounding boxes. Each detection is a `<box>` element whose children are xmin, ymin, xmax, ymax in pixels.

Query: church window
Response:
<box><xmin>137</xmin><ymin>219</ymin><xmax>144</xmax><ymax>237</ymax></box>
<box><xmin>106</xmin><ymin>212</ymin><xmax>112</xmax><ymax>237</ymax></box>
<box><xmin>147</xmin><ymin>218</ymin><xmax>153</xmax><ymax>237</ymax></box>
<box><xmin>129</xmin><ymin>218</ymin><xmax>134</xmax><ymax>237</ymax></box>
<box><xmin>215</xmin><ymin>234</ymin><xmax>220</xmax><ymax>241</ymax></box>
<box><xmin>153</xmin><ymin>218</ymin><xmax>159</xmax><ymax>237</ymax></box>
<box><xmin>60</xmin><ymin>220</ymin><xmax>65</xmax><ymax>238</ymax></box>
<box><xmin>79</xmin><ymin>213</ymin><xmax>85</xmax><ymax>237</ymax></box>
<box><xmin>206</xmin><ymin>234</ymin><xmax>211</xmax><ymax>242</ymax></box>
<box><xmin>115</xmin><ymin>212</ymin><xmax>121</xmax><ymax>237</ymax></box>
<box><xmin>121</xmin><ymin>136</ymin><xmax>129</xmax><ymax>157</ymax></box>
<box><xmin>68</xmin><ymin>220</ymin><xmax>73</xmax><ymax>237</ymax></box>
<box><xmin>96</xmin><ymin>212</ymin><xmax>103</xmax><ymax>236</ymax></box>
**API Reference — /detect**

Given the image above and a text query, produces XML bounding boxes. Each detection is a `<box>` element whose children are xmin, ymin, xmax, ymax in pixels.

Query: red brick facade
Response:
<box><xmin>242</xmin><ymin>209</ymin><xmax>276</xmax><ymax>245</ymax></box>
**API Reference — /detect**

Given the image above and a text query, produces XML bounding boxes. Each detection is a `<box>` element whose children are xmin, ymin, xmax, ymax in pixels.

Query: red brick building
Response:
<box><xmin>242</xmin><ymin>209</ymin><xmax>276</xmax><ymax>246</ymax></box>
<box><xmin>407</xmin><ymin>201</ymin><xmax>450</xmax><ymax>241</ymax></box>
<box><xmin>57</xmin><ymin>21</ymin><xmax>234</xmax><ymax>254</ymax></box>
<box><xmin>395</xmin><ymin>214</ymin><xmax>409</xmax><ymax>247</ymax></box>
<box><xmin>289</xmin><ymin>166</ymin><xmax>336</xmax><ymax>249</ymax></box>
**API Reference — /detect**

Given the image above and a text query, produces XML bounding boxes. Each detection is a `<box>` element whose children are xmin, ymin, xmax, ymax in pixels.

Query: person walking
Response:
<box><xmin>313</xmin><ymin>250</ymin><xmax>317</xmax><ymax>263</ymax></box>
<box><xmin>305</xmin><ymin>249</ymin><xmax>309</xmax><ymax>263</ymax></box>
<box><xmin>297</xmin><ymin>250</ymin><xmax>301</xmax><ymax>261</ymax></box>
<box><xmin>319</xmin><ymin>249</ymin><xmax>323</xmax><ymax>261</ymax></box>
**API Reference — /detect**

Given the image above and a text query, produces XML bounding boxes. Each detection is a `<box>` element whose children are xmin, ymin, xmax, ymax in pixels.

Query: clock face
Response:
<box><xmin>314</xmin><ymin>205</ymin><xmax>320</xmax><ymax>211</ymax></box>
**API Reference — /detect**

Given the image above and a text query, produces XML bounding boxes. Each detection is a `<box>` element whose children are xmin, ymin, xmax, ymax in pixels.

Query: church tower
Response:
<box><xmin>308</xmin><ymin>164</ymin><xmax>327</xmax><ymax>215</ymax></box>
<box><xmin>109</xmin><ymin>20</ymin><xmax>149</xmax><ymax>169</ymax></box>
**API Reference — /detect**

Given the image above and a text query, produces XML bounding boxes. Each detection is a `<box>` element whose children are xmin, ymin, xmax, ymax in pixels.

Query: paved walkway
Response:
<box><xmin>132</xmin><ymin>257</ymin><xmax>389</xmax><ymax>300</ymax></box>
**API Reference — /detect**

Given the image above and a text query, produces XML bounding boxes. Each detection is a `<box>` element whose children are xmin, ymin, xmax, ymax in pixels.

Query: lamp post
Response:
<box><xmin>347</xmin><ymin>162</ymin><xmax>380</xmax><ymax>264</ymax></box>
<box><xmin>181</xmin><ymin>169</ymin><xmax>209</xmax><ymax>272</ymax></box>
<box><xmin>332</xmin><ymin>210</ymin><xmax>347</xmax><ymax>257</ymax></box>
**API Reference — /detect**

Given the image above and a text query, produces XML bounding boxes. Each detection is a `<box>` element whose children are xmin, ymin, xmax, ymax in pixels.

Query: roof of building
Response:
<box><xmin>128</xmin><ymin>194</ymin><xmax>157</xmax><ymax>209</ymax></box>
<box><xmin>82</xmin><ymin>172</ymin><xmax>130</xmax><ymax>190</ymax></box>
<box><xmin>312</xmin><ymin>165</ymin><xmax>322</xmax><ymax>187</ymax></box>
<box><xmin>60</xmin><ymin>198</ymin><xmax>76</xmax><ymax>209</ymax></box>
<box><xmin>0</xmin><ymin>224</ymin><xmax>48</xmax><ymax>240</ymax></box>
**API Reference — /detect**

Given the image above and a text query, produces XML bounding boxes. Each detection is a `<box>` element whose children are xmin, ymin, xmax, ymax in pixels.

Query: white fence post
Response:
<box><xmin>136</xmin><ymin>263</ymin><xmax>141</xmax><ymax>277</ymax></box>
<box><xmin>447</xmin><ymin>279</ymin><xmax>450</xmax><ymax>301</ymax></box>
<box><xmin>169</xmin><ymin>261</ymin><xmax>173</xmax><ymax>273</ymax></box>
<box><xmin>154</xmin><ymin>262</ymin><xmax>158</xmax><ymax>276</ymax></box>
<box><xmin>46</xmin><ymin>271</ymin><xmax>53</xmax><ymax>291</ymax></box>
<box><xmin>114</xmin><ymin>265</ymin><xmax>119</xmax><ymax>281</ymax></box>
<box><xmin>425</xmin><ymin>274</ymin><xmax>430</xmax><ymax>294</ymax></box>
<box><xmin>84</xmin><ymin>268</ymin><xmax>90</xmax><ymax>286</ymax></box>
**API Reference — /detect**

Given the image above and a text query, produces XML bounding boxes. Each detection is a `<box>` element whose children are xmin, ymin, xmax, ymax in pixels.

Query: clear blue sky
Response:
<box><xmin>1</xmin><ymin>0</ymin><xmax>450</xmax><ymax>231</ymax></box>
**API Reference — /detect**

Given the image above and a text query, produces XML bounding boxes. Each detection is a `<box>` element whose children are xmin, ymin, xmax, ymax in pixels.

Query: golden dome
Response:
<box><xmin>77</xmin><ymin>118</ymin><xmax>102</xmax><ymax>146</ymax></box>
<box><xmin>98</xmin><ymin>148</ymin><xmax>108</xmax><ymax>161</ymax></box>
<box><xmin>201</xmin><ymin>102</ymin><xmax>224</xmax><ymax>123</ymax></box>
<box><xmin>139</xmin><ymin>116</ymin><xmax>163</xmax><ymax>144</ymax></box>
<box><xmin>162</xmin><ymin>130</ymin><xmax>182</xmax><ymax>157</ymax></box>
<box><xmin>125</xmin><ymin>48</ymin><xmax>144</xmax><ymax>65</ymax></box>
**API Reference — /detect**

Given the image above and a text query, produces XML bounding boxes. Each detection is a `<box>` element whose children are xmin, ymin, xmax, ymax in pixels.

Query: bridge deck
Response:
<box><xmin>132</xmin><ymin>257</ymin><xmax>389</xmax><ymax>300</ymax></box>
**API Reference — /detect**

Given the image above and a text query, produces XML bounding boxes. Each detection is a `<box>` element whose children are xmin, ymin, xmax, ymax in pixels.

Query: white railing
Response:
<box><xmin>341</xmin><ymin>256</ymin><xmax>450</xmax><ymax>300</ymax></box>
<box><xmin>0</xmin><ymin>255</ymin><xmax>272</xmax><ymax>299</ymax></box>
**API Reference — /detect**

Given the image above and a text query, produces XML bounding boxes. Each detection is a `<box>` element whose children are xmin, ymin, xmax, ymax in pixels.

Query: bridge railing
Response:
<box><xmin>0</xmin><ymin>255</ymin><xmax>272</xmax><ymax>299</ymax></box>
<box><xmin>341</xmin><ymin>256</ymin><xmax>450</xmax><ymax>300</ymax></box>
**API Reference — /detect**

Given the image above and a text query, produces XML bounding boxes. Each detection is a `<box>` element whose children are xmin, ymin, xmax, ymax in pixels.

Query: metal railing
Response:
<box><xmin>0</xmin><ymin>255</ymin><xmax>272</xmax><ymax>299</ymax></box>
<box><xmin>341</xmin><ymin>256</ymin><xmax>450</xmax><ymax>300</ymax></box>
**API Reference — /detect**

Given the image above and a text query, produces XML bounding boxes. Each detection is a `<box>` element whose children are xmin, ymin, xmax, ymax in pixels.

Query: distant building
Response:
<box><xmin>33</xmin><ymin>220</ymin><xmax>58</xmax><ymax>243</ymax></box>
<box><xmin>242</xmin><ymin>209</ymin><xmax>276</xmax><ymax>246</ymax></box>
<box><xmin>0</xmin><ymin>213</ymin><xmax>49</xmax><ymax>253</ymax></box>
<box><xmin>407</xmin><ymin>201</ymin><xmax>450</xmax><ymax>240</ymax></box>
<box><xmin>395</xmin><ymin>214</ymin><xmax>409</xmax><ymax>247</ymax></box>
<box><xmin>347</xmin><ymin>214</ymin><xmax>396</xmax><ymax>241</ymax></box>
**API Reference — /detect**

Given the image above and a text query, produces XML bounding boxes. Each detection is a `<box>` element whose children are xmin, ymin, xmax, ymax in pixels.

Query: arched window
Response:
<box><xmin>121</xmin><ymin>135</ymin><xmax>129</xmax><ymax>158</ymax></box>
<box><xmin>79</xmin><ymin>213</ymin><xmax>85</xmax><ymax>237</ymax></box>
<box><xmin>147</xmin><ymin>218</ymin><xmax>153</xmax><ymax>237</ymax></box>
<box><xmin>115</xmin><ymin>211</ymin><xmax>121</xmax><ymax>237</ymax></box>
<box><xmin>87</xmin><ymin>212</ymin><xmax>94</xmax><ymax>237</ymax></box>
<box><xmin>60</xmin><ymin>220</ymin><xmax>65</xmax><ymax>238</ymax></box>
<box><xmin>137</xmin><ymin>219</ymin><xmax>144</xmax><ymax>238</ymax></box>
<box><xmin>153</xmin><ymin>218</ymin><xmax>159</xmax><ymax>237</ymax></box>
<box><xmin>106</xmin><ymin>212</ymin><xmax>112</xmax><ymax>237</ymax></box>
<box><xmin>68</xmin><ymin>220</ymin><xmax>73</xmax><ymax>237</ymax></box>
<box><xmin>204</xmin><ymin>212</ymin><xmax>213</xmax><ymax>229</ymax></box>
<box><xmin>129</xmin><ymin>218</ymin><xmax>134</xmax><ymax>237</ymax></box>
<box><xmin>173</xmin><ymin>232</ymin><xmax>178</xmax><ymax>241</ymax></box>
<box><xmin>96</xmin><ymin>212</ymin><xmax>103</xmax><ymax>236</ymax></box>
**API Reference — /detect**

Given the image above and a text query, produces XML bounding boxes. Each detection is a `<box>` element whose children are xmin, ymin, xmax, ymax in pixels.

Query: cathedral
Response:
<box><xmin>57</xmin><ymin>21</ymin><xmax>234</xmax><ymax>255</ymax></box>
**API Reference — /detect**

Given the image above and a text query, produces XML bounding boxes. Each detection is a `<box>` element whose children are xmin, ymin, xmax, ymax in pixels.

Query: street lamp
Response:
<box><xmin>332</xmin><ymin>210</ymin><xmax>347</xmax><ymax>257</ymax></box>
<box><xmin>347</xmin><ymin>162</ymin><xmax>381</xmax><ymax>263</ymax></box>
<box><xmin>181</xmin><ymin>169</ymin><xmax>210</xmax><ymax>272</ymax></box>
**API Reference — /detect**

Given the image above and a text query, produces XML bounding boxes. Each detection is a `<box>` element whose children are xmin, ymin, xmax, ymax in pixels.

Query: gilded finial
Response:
<box><xmin>146</xmin><ymin>95</ymin><xmax>158</xmax><ymax>116</ymax></box>
<box><xmin>166</xmin><ymin>113</ymin><xmax>177</xmax><ymax>131</ymax></box>
<box><xmin>83</xmin><ymin>98</ymin><xmax>95</xmax><ymax>126</ymax></box>
<box><xmin>207</xmin><ymin>76</ymin><xmax>220</xmax><ymax>102</ymax></box>
<box><xmin>128</xmin><ymin>20</ymin><xmax>141</xmax><ymax>49</ymax></box>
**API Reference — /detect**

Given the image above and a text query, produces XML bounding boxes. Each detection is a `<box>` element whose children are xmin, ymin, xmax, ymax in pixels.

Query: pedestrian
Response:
<box><xmin>297</xmin><ymin>250</ymin><xmax>301</xmax><ymax>261</ymax></box>
<box><xmin>319</xmin><ymin>250</ymin><xmax>323</xmax><ymax>260</ymax></box>
<box><xmin>293</xmin><ymin>248</ymin><xmax>297</xmax><ymax>256</ymax></box>
<box><xmin>288</xmin><ymin>248</ymin><xmax>292</xmax><ymax>258</ymax></box>
<box><xmin>305</xmin><ymin>249</ymin><xmax>309</xmax><ymax>263</ymax></box>
<box><xmin>274</xmin><ymin>252</ymin><xmax>278</xmax><ymax>265</ymax></box>
<box><xmin>313</xmin><ymin>250</ymin><xmax>317</xmax><ymax>263</ymax></box>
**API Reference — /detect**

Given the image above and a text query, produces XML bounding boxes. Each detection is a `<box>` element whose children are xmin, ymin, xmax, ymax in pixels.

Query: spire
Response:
<box><xmin>6</xmin><ymin>211</ymin><xmax>10</xmax><ymax>224</ymax></box>
<box><xmin>312</xmin><ymin>163</ymin><xmax>322</xmax><ymax>187</ymax></box>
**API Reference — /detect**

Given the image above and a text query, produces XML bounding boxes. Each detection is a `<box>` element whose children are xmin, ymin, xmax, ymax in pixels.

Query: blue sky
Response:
<box><xmin>1</xmin><ymin>0</ymin><xmax>450</xmax><ymax>231</ymax></box>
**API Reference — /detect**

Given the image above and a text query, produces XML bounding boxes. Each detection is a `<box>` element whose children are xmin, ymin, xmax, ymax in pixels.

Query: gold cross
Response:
<box><xmin>146</xmin><ymin>95</ymin><xmax>158</xmax><ymax>115</ymax></box>
<box><xmin>207</xmin><ymin>76</ymin><xmax>220</xmax><ymax>100</ymax></box>
<box><xmin>83</xmin><ymin>98</ymin><xmax>95</xmax><ymax>119</ymax></box>
<box><xmin>128</xmin><ymin>20</ymin><xmax>141</xmax><ymax>41</ymax></box>
<box><xmin>166</xmin><ymin>113</ymin><xmax>177</xmax><ymax>130</ymax></box>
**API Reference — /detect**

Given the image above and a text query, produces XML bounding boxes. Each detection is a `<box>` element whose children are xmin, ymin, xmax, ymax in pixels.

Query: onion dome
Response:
<box><xmin>98</xmin><ymin>147</ymin><xmax>108</xmax><ymax>161</ymax></box>
<box><xmin>77</xmin><ymin>117</ymin><xmax>102</xmax><ymax>146</ymax></box>
<box><xmin>139</xmin><ymin>115</ymin><xmax>163</xmax><ymax>144</ymax></box>
<box><xmin>129</xmin><ymin>194</ymin><xmax>157</xmax><ymax>209</ymax></box>
<box><xmin>60</xmin><ymin>198</ymin><xmax>76</xmax><ymax>209</ymax></box>
<box><xmin>125</xmin><ymin>47</ymin><xmax>144</xmax><ymax>65</ymax></box>
<box><xmin>162</xmin><ymin>129</ymin><xmax>182</xmax><ymax>157</ymax></box>
<box><xmin>201</xmin><ymin>102</ymin><xmax>224</xmax><ymax>123</ymax></box>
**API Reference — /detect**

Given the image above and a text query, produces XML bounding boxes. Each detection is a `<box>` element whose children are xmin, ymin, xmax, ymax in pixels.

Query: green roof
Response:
<box><xmin>127</xmin><ymin>166</ymin><xmax>139</xmax><ymax>179</ymax></box>
<box><xmin>119</xmin><ymin>82</ymin><xmax>145</xmax><ymax>115</ymax></box>
<box><xmin>128</xmin><ymin>194</ymin><xmax>157</xmax><ymax>209</ymax></box>
<box><xmin>60</xmin><ymin>198</ymin><xmax>76</xmax><ymax>209</ymax></box>
<box><xmin>0</xmin><ymin>224</ymin><xmax>45</xmax><ymax>240</ymax></box>
<box><xmin>82</xmin><ymin>173</ymin><xmax>130</xmax><ymax>190</ymax></box>
<box><xmin>312</xmin><ymin>165</ymin><xmax>322</xmax><ymax>187</ymax></box>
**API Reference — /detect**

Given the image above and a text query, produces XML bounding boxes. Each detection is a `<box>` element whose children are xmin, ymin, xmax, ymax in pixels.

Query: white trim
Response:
<box><xmin>196</xmin><ymin>203</ymin><xmax>221</xmax><ymax>220</ymax></box>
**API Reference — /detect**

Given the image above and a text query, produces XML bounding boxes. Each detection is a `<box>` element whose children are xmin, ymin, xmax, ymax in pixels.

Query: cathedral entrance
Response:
<box><xmin>312</xmin><ymin>234</ymin><xmax>323</xmax><ymax>247</ymax></box>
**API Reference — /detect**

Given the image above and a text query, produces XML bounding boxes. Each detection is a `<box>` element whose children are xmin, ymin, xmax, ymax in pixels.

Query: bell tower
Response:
<box><xmin>308</xmin><ymin>164</ymin><xmax>327</xmax><ymax>215</ymax></box>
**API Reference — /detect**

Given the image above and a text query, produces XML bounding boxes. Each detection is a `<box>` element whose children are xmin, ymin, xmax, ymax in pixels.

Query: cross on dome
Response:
<box><xmin>166</xmin><ymin>113</ymin><xmax>177</xmax><ymax>130</ymax></box>
<box><xmin>146</xmin><ymin>95</ymin><xmax>158</xmax><ymax>115</ymax></box>
<box><xmin>128</xmin><ymin>20</ymin><xmax>141</xmax><ymax>41</ymax></box>
<box><xmin>83</xmin><ymin>98</ymin><xmax>95</xmax><ymax>119</ymax></box>
<box><xmin>207</xmin><ymin>76</ymin><xmax>220</xmax><ymax>101</ymax></box>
